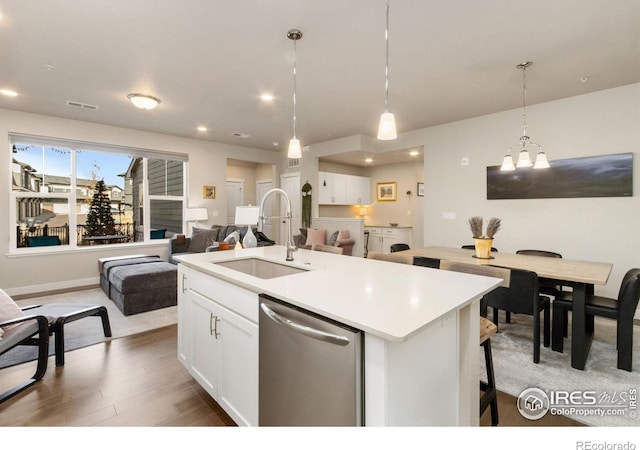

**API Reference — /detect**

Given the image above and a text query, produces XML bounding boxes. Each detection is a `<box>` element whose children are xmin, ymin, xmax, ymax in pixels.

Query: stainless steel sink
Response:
<box><xmin>213</xmin><ymin>258</ymin><xmax>308</xmax><ymax>279</ymax></box>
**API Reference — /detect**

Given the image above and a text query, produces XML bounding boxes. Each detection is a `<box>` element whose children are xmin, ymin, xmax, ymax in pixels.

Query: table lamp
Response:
<box><xmin>234</xmin><ymin>206</ymin><xmax>260</xmax><ymax>248</ymax></box>
<box><xmin>185</xmin><ymin>207</ymin><xmax>208</xmax><ymax>229</ymax></box>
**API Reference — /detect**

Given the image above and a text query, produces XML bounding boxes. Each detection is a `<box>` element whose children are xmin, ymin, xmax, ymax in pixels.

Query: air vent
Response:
<box><xmin>231</xmin><ymin>132</ymin><xmax>251</xmax><ymax>139</ymax></box>
<box><xmin>66</xmin><ymin>100</ymin><xmax>99</xmax><ymax>110</ymax></box>
<box><xmin>288</xmin><ymin>158</ymin><xmax>300</xmax><ymax>168</ymax></box>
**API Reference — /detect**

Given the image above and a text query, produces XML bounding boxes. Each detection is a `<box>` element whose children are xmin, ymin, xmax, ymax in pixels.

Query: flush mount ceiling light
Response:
<box><xmin>377</xmin><ymin>0</ymin><xmax>397</xmax><ymax>140</ymax></box>
<box><xmin>0</xmin><ymin>89</ymin><xmax>18</xmax><ymax>97</ymax></box>
<box><xmin>500</xmin><ymin>62</ymin><xmax>550</xmax><ymax>171</ymax></box>
<box><xmin>287</xmin><ymin>29</ymin><xmax>303</xmax><ymax>159</ymax></box>
<box><xmin>127</xmin><ymin>93</ymin><xmax>161</xmax><ymax>110</ymax></box>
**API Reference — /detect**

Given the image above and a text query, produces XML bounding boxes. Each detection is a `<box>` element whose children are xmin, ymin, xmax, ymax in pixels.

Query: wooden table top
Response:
<box><xmin>398</xmin><ymin>246</ymin><xmax>613</xmax><ymax>286</ymax></box>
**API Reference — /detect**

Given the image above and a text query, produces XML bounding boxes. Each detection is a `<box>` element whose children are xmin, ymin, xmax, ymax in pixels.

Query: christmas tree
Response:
<box><xmin>85</xmin><ymin>179</ymin><xmax>116</xmax><ymax>236</ymax></box>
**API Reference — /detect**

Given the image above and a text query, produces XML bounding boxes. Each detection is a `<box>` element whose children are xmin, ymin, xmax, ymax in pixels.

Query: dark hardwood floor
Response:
<box><xmin>0</xmin><ymin>324</ymin><xmax>583</xmax><ymax>427</ymax></box>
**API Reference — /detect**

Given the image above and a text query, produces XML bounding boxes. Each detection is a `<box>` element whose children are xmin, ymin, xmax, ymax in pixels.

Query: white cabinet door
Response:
<box><xmin>358</xmin><ymin>176</ymin><xmax>371</xmax><ymax>205</ymax></box>
<box><xmin>381</xmin><ymin>234</ymin><xmax>399</xmax><ymax>254</ymax></box>
<box><xmin>366</xmin><ymin>228</ymin><xmax>383</xmax><ymax>253</ymax></box>
<box><xmin>177</xmin><ymin>264</ymin><xmax>190</xmax><ymax>367</ymax></box>
<box><xmin>346</xmin><ymin>175</ymin><xmax>359</xmax><ymax>205</ymax></box>
<box><xmin>332</xmin><ymin>173</ymin><xmax>347</xmax><ymax>204</ymax></box>
<box><xmin>189</xmin><ymin>290</ymin><xmax>220</xmax><ymax>400</ymax></box>
<box><xmin>318</xmin><ymin>172</ymin><xmax>333</xmax><ymax>204</ymax></box>
<box><xmin>217</xmin><ymin>304</ymin><xmax>259</xmax><ymax>427</ymax></box>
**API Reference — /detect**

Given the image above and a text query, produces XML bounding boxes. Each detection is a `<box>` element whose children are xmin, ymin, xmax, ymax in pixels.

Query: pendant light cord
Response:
<box><xmin>384</xmin><ymin>0</ymin><xmax>390</xmax><ymax>113</ymax></box>
<box><xmin>292</xmin><ymin>37</ymin><xmax>297</xmax><ymax>139</ymax></box>
<box><xmin>521</xmin><ymin>64</ymin><xmax>528</xmax><ymax>138</ymax></box>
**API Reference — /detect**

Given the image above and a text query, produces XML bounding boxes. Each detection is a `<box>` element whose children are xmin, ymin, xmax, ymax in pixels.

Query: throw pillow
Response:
<box><xmin>306</xmin><ymin>228</ymin><xmax>326</xmax><ymax>246</ymax></box>
<box><xmin>337</xmin><ymin>229</ymin><xmax>350</xmax><ymax>240</ymax></box>
<box><xmin>188</xmin><ymin>227</ymin><xmax>218</xmax><ymax>253</ymax></box>
<box><xmin>0</xmin><ymin>288</ymin><xmax>25</xmax><ymax>334</ymax></box>
<box><xmin>328</xmin><ymin>230</ymin><xmax>339</xmax><ymax>247</ymax></box>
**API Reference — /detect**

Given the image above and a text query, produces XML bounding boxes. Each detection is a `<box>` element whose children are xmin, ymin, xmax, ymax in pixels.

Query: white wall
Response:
<box><xmin>1</xmin><ymin>109</ymin><xmax>281</xmax><ymax>294</ymax></box>
<box><xmin>418</xmin><ymin>83</ymin><xmax>639</xmax><ymax>300</ymax></box>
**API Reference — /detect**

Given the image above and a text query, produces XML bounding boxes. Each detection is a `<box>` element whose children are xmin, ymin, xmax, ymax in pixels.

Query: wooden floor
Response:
<box><xmin>0</xmin><ymin>324</ymin><xmax>583</xmax><ymax>427</ymax></box>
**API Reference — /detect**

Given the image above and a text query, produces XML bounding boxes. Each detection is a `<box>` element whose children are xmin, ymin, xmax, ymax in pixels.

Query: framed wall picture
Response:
<box><xmin>417</xmin><ymin>182</ymin><xmax>425</xmax><ymax>197</ymax></box>
<box><xmin>376</xmin><ymin>182</ymin><xmax>397</xmax><ymax>202</ymax></box>
<box><xmin>202</xmin><ymin>185</ymin><xmax>216</xmax><ymax>199</ymax></box>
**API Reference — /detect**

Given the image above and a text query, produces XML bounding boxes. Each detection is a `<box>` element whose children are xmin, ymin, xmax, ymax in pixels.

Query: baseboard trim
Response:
<box><xmin>6</xmin><ymin>277</ymin><xmax>100</xmax><ymax>299</ymax></box>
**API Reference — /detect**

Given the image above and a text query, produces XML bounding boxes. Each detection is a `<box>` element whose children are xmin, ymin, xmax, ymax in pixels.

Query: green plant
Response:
<box><xmin>468</xmin><ymin>216</ymin><xmax>501</xmax><ymax>238</ymax></box>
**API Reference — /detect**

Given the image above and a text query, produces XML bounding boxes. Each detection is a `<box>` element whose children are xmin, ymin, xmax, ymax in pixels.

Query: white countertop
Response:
<box><xmin>175</xmin><ymin>246</ymin><xmax>501</xmax><ymax>342</ymax></box>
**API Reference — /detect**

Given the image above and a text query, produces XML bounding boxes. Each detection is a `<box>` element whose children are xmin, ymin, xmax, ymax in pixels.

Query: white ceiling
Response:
<box><xmin>1</xmin><ymin>0</ymin><xmax>639</xmax><ymax>167</ymax></box>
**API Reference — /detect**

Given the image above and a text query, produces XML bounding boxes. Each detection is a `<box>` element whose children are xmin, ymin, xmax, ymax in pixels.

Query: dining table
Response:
<box><xmin>395</xmin><ymin>246</ymin><xmax>614</xmax><ymax>370</ymax></box>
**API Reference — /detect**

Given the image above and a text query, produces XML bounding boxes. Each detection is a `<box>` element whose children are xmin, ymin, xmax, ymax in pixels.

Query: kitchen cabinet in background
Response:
<box><xmin>319</xmin><ymin>172</ymin><xmax>371</xmax><ymax>205</ymax></box>
<box><xmin>365</xmin><ymin>226</ymin><xmax>412</xmax><ymax>254</ymax></box>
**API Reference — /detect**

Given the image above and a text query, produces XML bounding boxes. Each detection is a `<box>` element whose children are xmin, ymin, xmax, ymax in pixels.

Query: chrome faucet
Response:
<box><xmin>258</xmin><ymin>188</ymin><xmax>296</xmax><ymax>261</ymax></box>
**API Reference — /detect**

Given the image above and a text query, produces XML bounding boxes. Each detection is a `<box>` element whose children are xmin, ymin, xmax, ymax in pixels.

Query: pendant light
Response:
<box><xmin>377</xmin><ymin>0</ymin><xmax>397</xmax><ymax>140</ymax></box>
<box><xmin>287</xmin><ymin>29</ymin><xmax>303</xmax><ymax>159</ymax></box>
<box><xmin>500</xmin><ymin>62</ymin><xmax>550</xmax><ymax>171</ymax></box>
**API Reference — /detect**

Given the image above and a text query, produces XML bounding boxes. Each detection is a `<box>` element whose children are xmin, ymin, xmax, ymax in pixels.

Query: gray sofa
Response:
<box><xmin>169</xmin><ymin>224</ymin><xmax>274</xmax><ymax>264</ymax></box>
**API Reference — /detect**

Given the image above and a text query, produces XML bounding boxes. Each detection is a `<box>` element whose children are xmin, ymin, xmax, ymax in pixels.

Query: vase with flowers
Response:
<box><xmin>468</xmin><ymin>216</ymin><xmax>502</xmax><ymax>259</ymax></box>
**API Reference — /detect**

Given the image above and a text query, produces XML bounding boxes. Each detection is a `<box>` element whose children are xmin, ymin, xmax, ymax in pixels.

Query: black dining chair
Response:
<box><xmin>462</xmin><ymin>244</ymin><xmax>498</xmax><ymax>252</ymax></box>
<box><xmin>483</xmin><ymin>266</ymin><xmax>551</xmax><ymax>363</ymax></box>
<box><xmin>552</xmin><ymin>268</ymin><xmax>640</xmax><ymax>371</ymax></box>
<box><xmin>390</xmin><ymin>243</ymin><xmax>410</xmax><ymax>253</ymax></box>
<box><xmin>516</xmin><ymin>249</ymin><xmax>570</xmax><ymax>300</ymax></box>
<box><xmin>413</xmin><ymin>256</ymin><xmax>440</xmax><ymax>269</ymax></box>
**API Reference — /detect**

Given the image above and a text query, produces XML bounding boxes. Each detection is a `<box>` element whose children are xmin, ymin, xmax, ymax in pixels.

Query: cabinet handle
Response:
<box><xmin>210</xmin><ymin>314</ymin><xmax>221</xmax><ymax>339</ymax></box>
<box><xmin>181</xmin><ymin>274</ymin><xmax>187</xmax><ymax>293</ymax></box>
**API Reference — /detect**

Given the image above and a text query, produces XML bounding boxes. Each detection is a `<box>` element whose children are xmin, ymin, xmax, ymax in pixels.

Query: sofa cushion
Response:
<box><xmin>306</xmin><ymin>228</ymin><xmax>326</xmax><ymax>246</ymax></box>
<box><xmin>109</xmin><ymin>262</ymin><xmax>177</xmax><ymax>294</ymax></box>
<box><xmin>328</xmin><ymin>230</ymin><xmax>339</xmax><ymax>246</ymax></box>
<box><xmin>337</xmin><ymin>229</ymin><xmax>350</xmax><ymax>240</ymax></box>
<box><xmin>188</xmin><ymin>227</ymin><xmax>219</xmax><ymax>253</ymax></box>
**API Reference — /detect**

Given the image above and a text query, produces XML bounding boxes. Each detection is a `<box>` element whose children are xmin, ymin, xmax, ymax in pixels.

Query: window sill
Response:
<box><xmin>7</xmin><ymin>240</ymin><xmax>169</xmax><ymax>258</ymax></box>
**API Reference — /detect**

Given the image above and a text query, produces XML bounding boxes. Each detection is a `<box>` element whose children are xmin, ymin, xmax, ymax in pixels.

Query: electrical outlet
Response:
<box><xmin>442</xmin><ymin>212</ymin><xmax>456</xmax><ymax>220</ymax></box>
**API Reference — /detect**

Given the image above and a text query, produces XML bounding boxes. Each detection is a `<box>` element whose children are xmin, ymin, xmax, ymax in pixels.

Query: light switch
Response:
<box><xmin>210</xmin><ymin>210</ymin><xmax>219</xmax><ymax>217</ymax></box>
<box><xmin>442</xmin><ymin>212</ymin><xmax>456</xmax><ymax>220</ymax></box>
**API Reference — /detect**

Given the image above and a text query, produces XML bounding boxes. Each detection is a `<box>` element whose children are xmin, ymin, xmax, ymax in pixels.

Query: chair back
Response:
<box><xmin>367</xmin><ymin>251</ymin><xmax>413</xmax><ymax>264</ymax></box>
<box><xmin>516</xmin><ymin>249</ymin><xmax>562</xmax><ymax>258</ymax></box>
<box><xmin>439</xmin><ymin>261</ymin><xmax>510</xmax><ymax>287</ymax></box>
<box><xmin>311</xmin><ymin>244</ymin><xmax>343</xmax><ymax>255</ymax></box>
<box><xmin>483</xmin><ymin>266</ymin><xmax>539</xmax><ymax>315</ymax></box>
<box><xmin>390</xmin><ymin>243</ymin><xmax>410</xmax><ymax>253</ymax></box>
<box><xmin>462</xmin><ymin>244</ymin><xmax>498</xmax><ymax>252</ymax></box>
<box><xmin>413</xmin><ymin>256</ymin><xmax>441</xmax><ymax>269</ymax></box>
<box><xmin>617</xmin><ymin>268</ymin><xmax>640</xmax><ymax>318</ymax></box>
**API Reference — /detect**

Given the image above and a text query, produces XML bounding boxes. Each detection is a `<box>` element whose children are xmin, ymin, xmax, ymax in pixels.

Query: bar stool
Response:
<box><xmin>480</xmin><ymin>316</ymin><xmax>499</xmax><ymax>426</ymax></box>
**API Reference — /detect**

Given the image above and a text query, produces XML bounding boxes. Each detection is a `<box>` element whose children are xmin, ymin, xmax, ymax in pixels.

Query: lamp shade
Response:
<box><xmin>533</xmin><ymin>151</ymin><xmax>550</xmax><ymax>169</ymax></box>
<box><xmin>377</xmin><ymin>112</ymin><xmax>397</xmax><ymax>140</ymax></box>
<box><xmin>185</xmin><ymin>207</ymin><xmax>208</xmax><ymax>222</ymax></box>
<box><xmin>500</xmin><ymin>155</ymin><xmax>516</xmax><ymax>171</ymax></box>
<box><xmin>516</xmin><ymin>149</ymin><xmax>533</xmax><ymax>168</ymax></box>
<box><xmin>288</xmin><ymin>138</ymin><xmax>302</xmax><ymax>159</ymax></box>
<box><xmin>234</xmin><ymin>206</ymin><xmax>260</xmax><ymax>225</ymax></box>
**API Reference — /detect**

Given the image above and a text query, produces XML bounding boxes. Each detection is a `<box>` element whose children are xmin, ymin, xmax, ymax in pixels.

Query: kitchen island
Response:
<box><xmin>175</xmin><ymin>245</ymin><xmax>501</xmax><ymax>426</ymax></box>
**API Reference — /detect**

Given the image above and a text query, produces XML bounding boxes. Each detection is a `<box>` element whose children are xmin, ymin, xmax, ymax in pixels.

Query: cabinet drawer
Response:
<box><xmin>366</xmin><ymin>228</ymin><xmax>382</xmax><ymax>234</ymax></box>
<box><xmin>188</xmin><ymin>269</ymin><xmax>259</xmax><ymax>323</ymax></box>
<box><xmin>383</xmin><ymin>229</ymin><xmax>397</xmax><ymax>235</ymax></box>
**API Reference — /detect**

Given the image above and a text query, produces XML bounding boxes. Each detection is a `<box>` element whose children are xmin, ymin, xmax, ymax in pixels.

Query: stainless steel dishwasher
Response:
<box><xmin>258</xmin><ymin>294</ymin><xmax>364</xmax><ymax>426</ymax></box>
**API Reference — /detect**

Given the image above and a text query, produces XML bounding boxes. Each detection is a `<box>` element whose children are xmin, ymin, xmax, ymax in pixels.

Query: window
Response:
<box><xmin>10</xmin><ymin>135</ymin><xmax>187</xmax><ymax>251</ymax></box>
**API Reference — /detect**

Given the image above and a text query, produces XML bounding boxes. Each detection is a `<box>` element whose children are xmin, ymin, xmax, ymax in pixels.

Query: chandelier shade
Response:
<box><xmin>287</xmin><ymin>29</ymin><xmax>303</xmax><ymax>159</ymax></box>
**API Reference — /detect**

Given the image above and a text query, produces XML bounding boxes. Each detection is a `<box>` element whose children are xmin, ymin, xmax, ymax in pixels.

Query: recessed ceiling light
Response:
<box><xmin>409</xmin><ymin>150</ymin><xmax>419</xmax><ymax>156</ymax></box>
<box><xmin>365</xmin><ymin>158</ymin><xmax>373</xmax><ymax>163</ymax></box>
<box><xmin>580</xmin><ymin>76</ymin><xmax>590</xmax><ymax>83</ymax></box>
<box><xmin>197</xmin><ymin>126</ymin><xmax>208</xmax><ymax>132</ymax></box>
<box><xmin>273</xmin><ymin>142</ymin><xmax>279</xmax><ymax>147</ymax></box>
<box><xmin>127</xmin><ymin>93</ymin><xmax>161</xmax><ymax>110</ymax></box>
<box><xmin>260</xmin><ymin>94</ymin><xmax>274</xmax><ymax>101</ymax></box>
<box><xmin>1</xmin><ymin>89</ymin><xmax>18</xmax><ymax>97</ymax></box>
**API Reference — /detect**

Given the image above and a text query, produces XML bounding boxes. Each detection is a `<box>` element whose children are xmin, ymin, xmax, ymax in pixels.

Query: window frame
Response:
<box><xmin>9</xmin><ymin>133</ymin><xmax>188</xmax><ymax>254</ymax></box>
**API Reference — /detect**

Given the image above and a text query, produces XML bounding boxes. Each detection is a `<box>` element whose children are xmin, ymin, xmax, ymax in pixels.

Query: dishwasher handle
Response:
<box><xmin>260</xmin><ymin>302</ymin><xmax>350</xmax><ymax>346</ymax></box>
